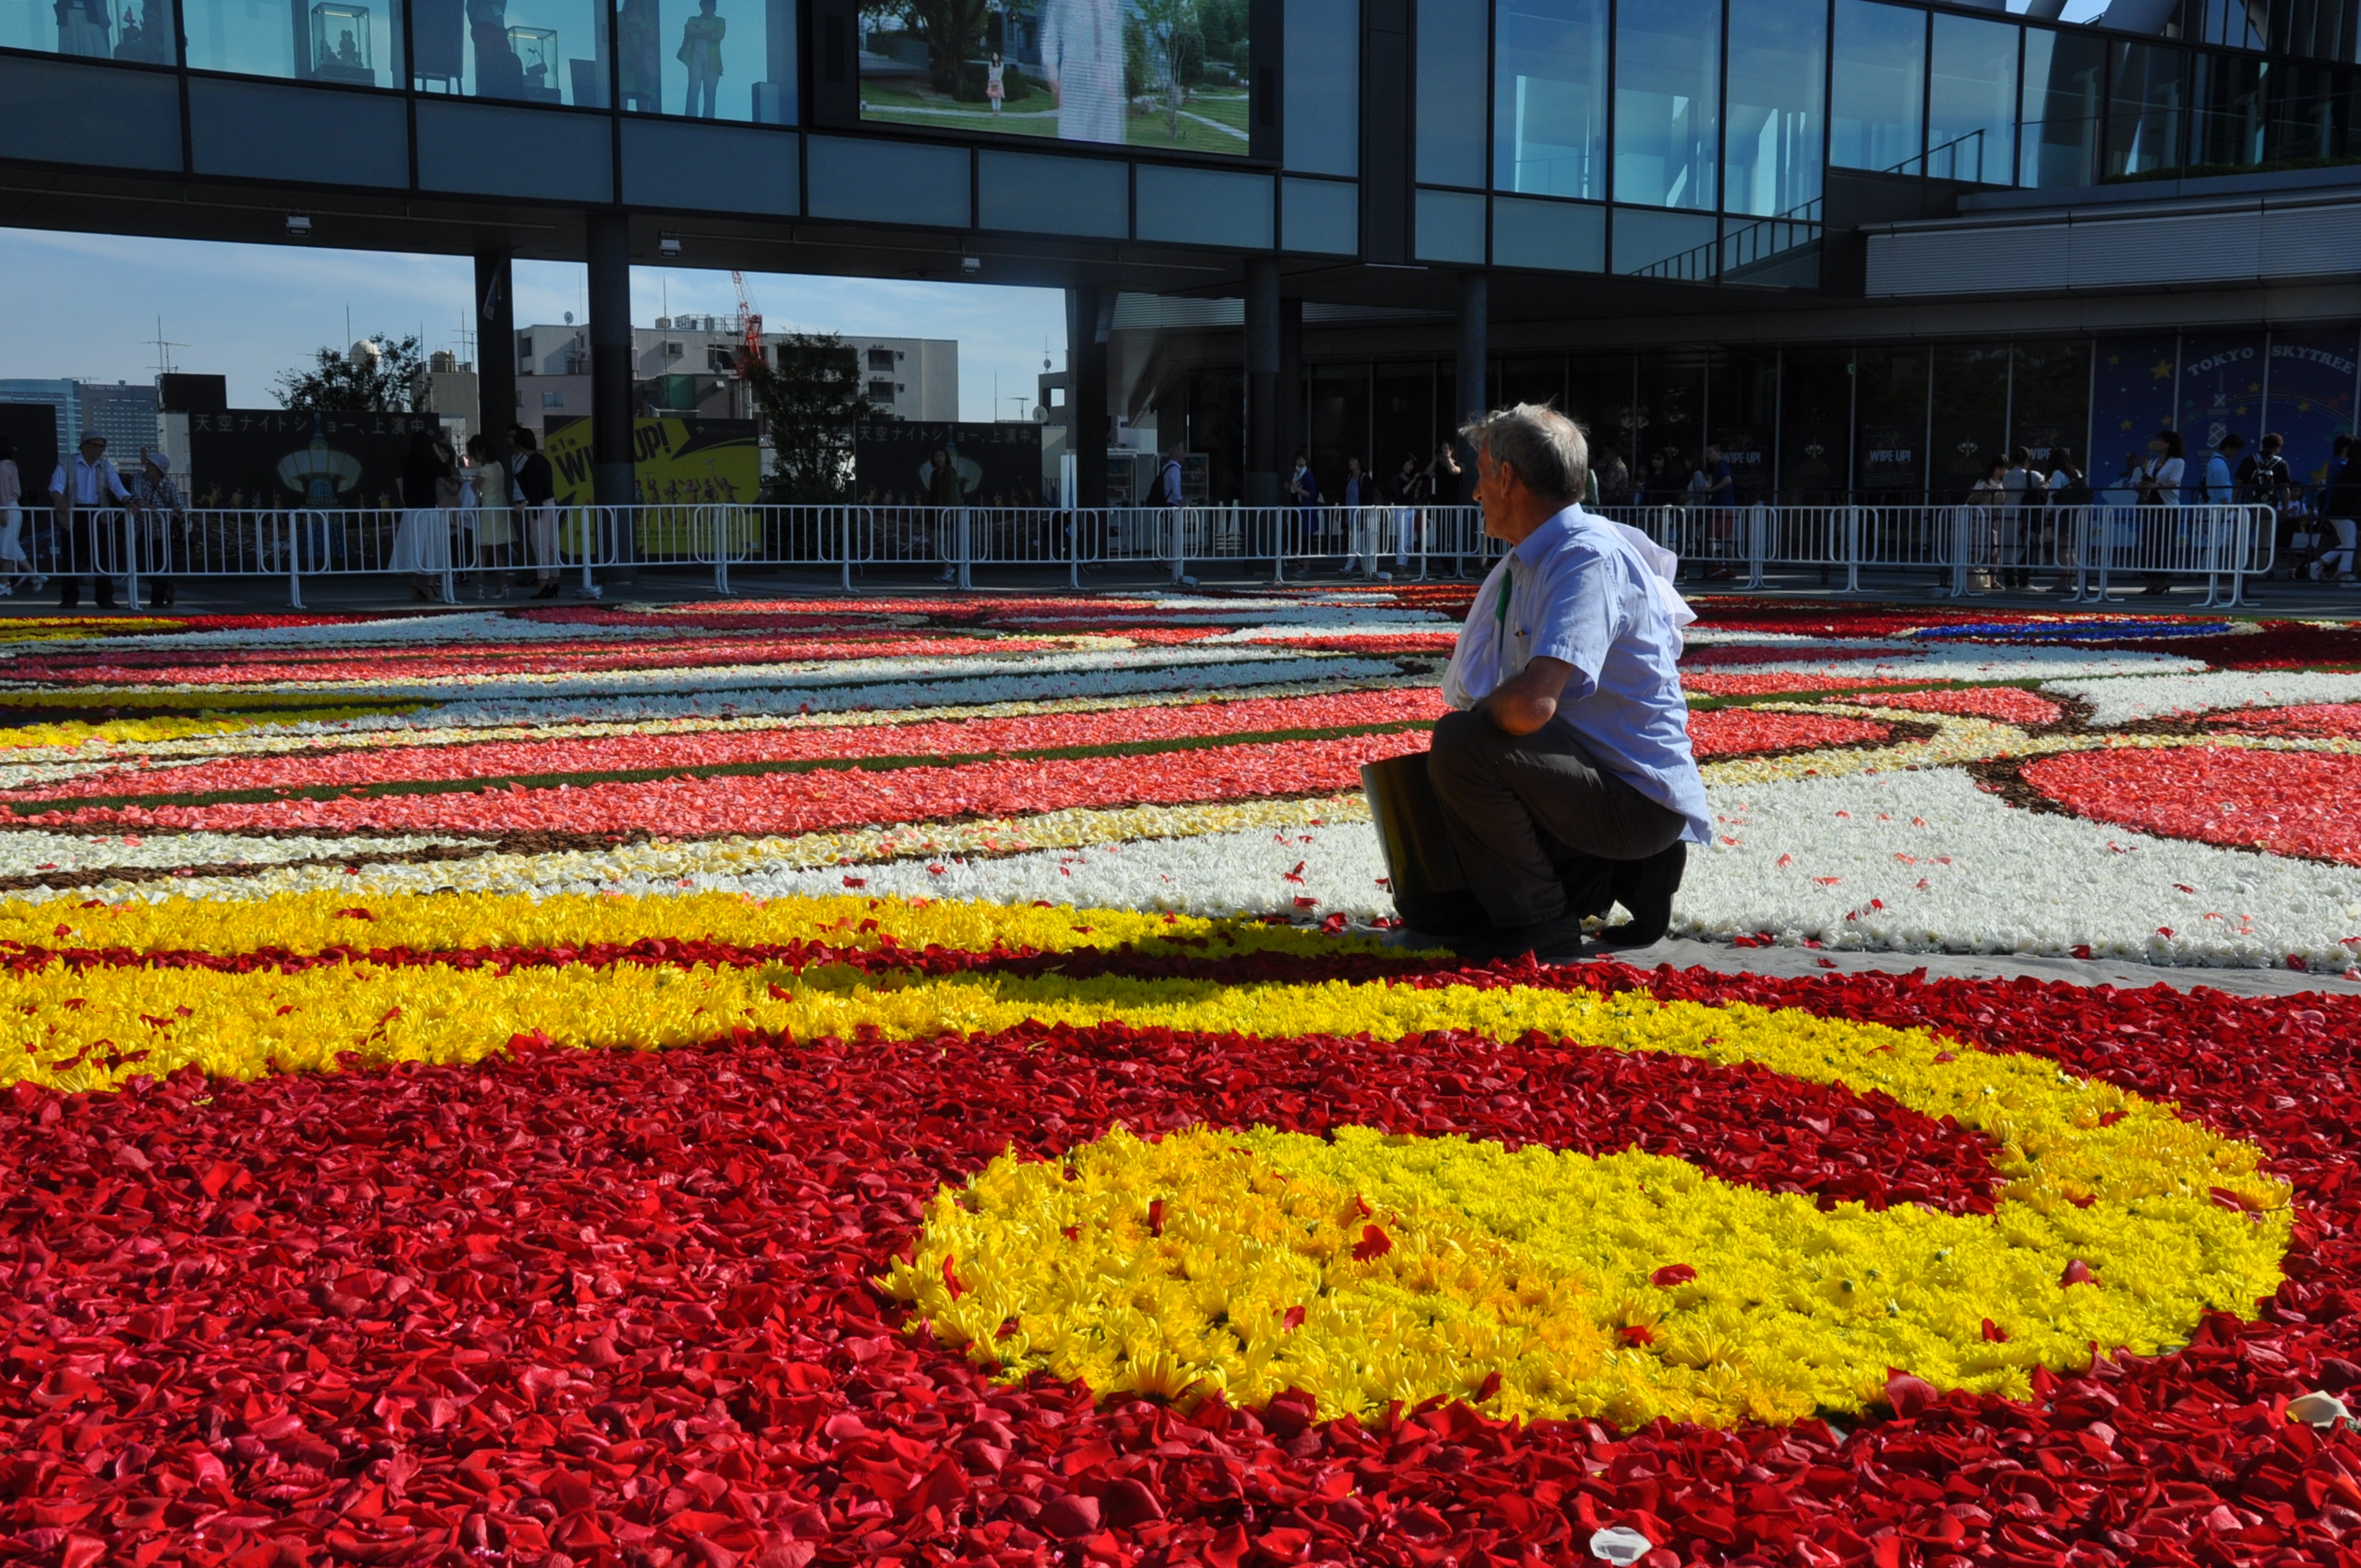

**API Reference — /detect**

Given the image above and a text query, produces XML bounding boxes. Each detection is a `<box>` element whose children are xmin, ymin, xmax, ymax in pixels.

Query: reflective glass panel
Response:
<box><xmin>1417</xmin><ymin>0</ymin><xmax>1486</xmax><ymax>186</ymax></box>
<box><xmin>6</xmin><ymin>0</ymin><xmax>175</xmax><ymax>62</ymax></box>
<box><xmin>1613</xmin><ymin>0</ymin><xmax>1718</xmax><ymax>210</ymax></box>
<box><xmin>1724</xmin><ymin>0</ymin><xmax>1822</xmax><ymax>216</ymax></box>
<box><xmin>1926</xmin><ymin>14</ymin><xmax>2015</xmax><ymax>184</ymax></box>
<box><xmin>2011</xmin><ymin>341</ymin><xmax>2092</xmax><ymax>473</ymax></box>
<box><xmin>1286</xmin><ymin>0</ymin><xmax>1357</xmax><ymax>173</ymax></box>
<box><xmin>2266</xmin><ymin>62</ymin><xmax>2361</xmax><ymax>161</ymax></box>
<box><xmin>1495</xmin><ymin>0</ymin><xmax>1606</xmax><ymax>198</ymax></box>
<box><xmin>413</xmin><ymin>0</ymin><xmax>607</xmax><ymax>106</ymax></box>
<box><xmin>181</xmin><ymin>0</ymin><xmax>409</xmax><ymax>83</ymax></box>
<box><xmin>2193</xmin><ymin>0</ymin><xmax>2268</xmax><ymax>50</ymax></box>
<box><xmin>1829</xmin><ymin>0</ymin><xmax>1922</xmax><ymax>173</ymax></box>
<box><xmin>2191</xmin><ymin>53</ymin><xmax>2266</xmax><ymax>169</ymax></box>
<box><xmin>2020</xmin><ymin>27</ymin><xmax>2104</xmax><ymax>187</ymax></box>
<box><xmin>617</xmin><ymin>0</ymin><xmax>791</xmax><ymax>120</ymax></box>
<box><xmin>2270</xmin><ymin>0</ymin><xmax>2351</xmax><ymax>62</ymax></box>
<box><xmin>2106</xmin><ymin>44</ymin><xmax>2188</xmax><ymax>177</ymax></box>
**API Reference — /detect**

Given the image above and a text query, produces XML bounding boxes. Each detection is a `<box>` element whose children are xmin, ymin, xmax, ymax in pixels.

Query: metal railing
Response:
<box><xmin>0</xmin><ymin>500</ymin><xmax>2277</xmax><ymax>608</ymax></box>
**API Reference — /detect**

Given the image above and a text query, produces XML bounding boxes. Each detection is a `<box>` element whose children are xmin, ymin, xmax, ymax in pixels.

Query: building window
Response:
<box><xmin>542</xmin><ymin>391</ymin><xmax>566</xmax><ymax>408</ymax></box>
<box><xmin>1723</xmin><ymin>0</ymin><xmax>1824</xmax><ymax>217</ymax></box>
<box><xmin>1415</xmin><ymin>0</ymin><xmax>1486</xmax><ymax>187</ymax></box>
<box><xmin>619</xmin><ymin>0</ymin><xmax>795</xmax><ymax>123</ymax></box>
<box><xmin>1926</xmin><ymin>13</ymin><xmax>2017</xmax><ymax>184</ymax></box>
<box><xmin>867</xmin><ymin>348</ymin><xmax>896</xmax><ymax>370</ymax></box>
<box><xmin>23</xmin><ymin>0</ymin><xmax>179</xmax><ymax>65</ymax></box>
<box><xmin>1829</xmin><ymin>0</ymin><xmax>1922</xmax><ymax>175</ymax></box>
<box><xmin>178</xmin><ymin>0</ymin><xmax>410</xmax><ymax>84</ymax></box>
<box><xmin>1495</xmin><ymin>0</ymin><xmax>1607</xmax><ymax>200</ymax></box>
<box><xmin>411</xmin><ymin>0</ymin><xmax>610</xmax><ymax>108</ymax></box>
<box><xmin>2107</xmin><ymin>43</ymin><xmax>2190</xmax><ymax>178</ymax></box>
<box><xmin>2192</xmin><ymin>52</ymin><xmax>2267</xmax><ymax>171</ymax></box>
<box><xmin>708</xmin><ymin>345</ymin><xmax>735</xmax><ymax>371</ymax></box>
<box><xmin>664</xmin><ymin>341</ymin><xmax>683</xmax><ymax>357</ymax></box>
<box><xmin>2021</xmin><ymin>27</ymin><xmax>2106</xmax><ymax>189</ymax></box>
<box><xmin>868</xmin><ymin>379</ymin><xmax>896</xmax><ymax>402</ymax></box>
<box><xmin>518</xmin><ymin>335</ymin><xmax>534</xmax><ymax>359</ymax></box>
<box><xmin>1613</xmin><ymin>0</ymin><xmax>1719</xmax><ymax>211</ymax></box>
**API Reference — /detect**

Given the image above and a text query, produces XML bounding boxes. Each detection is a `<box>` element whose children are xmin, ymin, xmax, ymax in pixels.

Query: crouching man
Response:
<box><xmin>1399</xmin><ymin>404</ymin><xmax>1706</xmax><ymax>961</ymax></box>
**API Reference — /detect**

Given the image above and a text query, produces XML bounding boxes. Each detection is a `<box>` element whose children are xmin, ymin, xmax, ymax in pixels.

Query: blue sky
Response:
<box><xmin>0</xmin><ymin>227</ymin><xmax>1068</xmax><ymax>420</ymax></box>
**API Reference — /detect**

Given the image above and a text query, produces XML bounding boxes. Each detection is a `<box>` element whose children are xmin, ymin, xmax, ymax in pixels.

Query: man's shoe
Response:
<box><xmin>1445</xmin><ymin>912</ymin><xmax>1589</xmax><ymax>964</ymax></box>
<box><xmin>1599</xmin><ymin>842</ymin><xmax>1687</xmax><ymax>948</ymax></box>
<box><xmin>58</xmin><ymin>584</ymin><xmax>78</xmax><ymax>609</ymax></box>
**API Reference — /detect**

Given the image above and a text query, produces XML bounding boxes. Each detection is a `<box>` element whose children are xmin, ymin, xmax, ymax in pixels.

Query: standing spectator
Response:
<box><xmin>128</xmin><ymin>450</ymin><xmax>186</xmax><ymax>606</ymax></box>
<box><xmin>390</xmin><ymin>428</ymin><xmax>454</xmax><ymax>600</ymax></box>
<box><xmin>2132</xmin><ymin>429</ymin><xmax>2186</xmax><ymax>595</ymax></box>
<box><xmin>676</xmin><ymin>0</ymin><xmax>725</xmax><ymax>117</ymax></box>
<box><xmin>1157</xmin><ymin>441</ymin><xmax>1186</xmax><ymax>508</ymax></box>
<box><xmin>2237</xmin><ymin>432</ymin><xmax>2297</xmax><ymax>573</ymax></box>
<box><xmin>1285</xmin><ymin>451</ymin><xmax>1320</xmax><ymax>562</ymax></box>
<box><xmin>2202</xmin><ymin>433</ymin><xmax>2241</xmax><ymax>503</ymax></box>
<box><xmin>510</xmin><ymin>426</ymin><xmax>560</xmax><ymax>599</ymax></box>
<box><xmin>1968</xmin><ymin>457</ymin><xmax>2009</xmax><ymax>591</ymax></box>
<box><xmin>464</xmin><ymin>433</ymin><xmax>513</xmax><ymax>599</ymax></box>
<box><xmin>1594</xmin><ymin>444</ymin><xmax>1631</xmax><ymax>507</ymax></box>
<box><xmin>0</xmin><ymin>436</ymin><xmax>24</xmax><ymax>596</ymax></box>
<box><xmin>1696</xmin><ymin>444</ymin><xmax>1736</xmax><ymax>579</ymax></box>
<box><xmin>48</xmin><ymin>432</ymin><xmax>129</xmax><ymax>609</ymax></box>
<box><xmin>926</xmin><ymin>444</ymin><xmax>964</xmax><ymax>582</ymax></box>
<box><xmin>2000</xmin><ymin>446</ymin><xmax>2046</xmax><ymax>589</ymax></box>
<box><xmin>2317</xmin><ymin>435</ymin><xmax>2360</xmax><ymax>583</ymax></box>
<box><xmin>1388</xmin><ymin>454</ymin><xmax>1421</xmax><ymax>578</ymax></box>
<box><xmin>1422</xmin><ymin>440</ymin><xmax>1462</xmax><ymax>506</ymax></box>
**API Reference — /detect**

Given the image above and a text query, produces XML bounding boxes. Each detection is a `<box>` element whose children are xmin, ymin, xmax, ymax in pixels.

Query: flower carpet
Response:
<box><xmin>1</xmin><ymin>592</ymin><xmax>2360</xmax><ymax>1567</ymax></box>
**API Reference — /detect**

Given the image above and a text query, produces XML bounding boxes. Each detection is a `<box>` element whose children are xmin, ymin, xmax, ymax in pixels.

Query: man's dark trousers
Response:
<box><xmin>1406</xmin><ymin>708</ymin><xmax>1684</xmax><ymax>932</ymax></box>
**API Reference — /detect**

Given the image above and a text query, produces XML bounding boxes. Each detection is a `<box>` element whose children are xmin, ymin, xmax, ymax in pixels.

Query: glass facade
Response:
<box><xmin>1723</xmin><ymin>0</ymin><xmax>1822</xmax><ymax>217</ymax></box>
<box><xmin>8</xmin><ymin>0</ymin><xmax>173</xmax><ymax>62</ymax></box>
<box><xmin>1926</xmin><ymin>14</ymin><xmax>2016</xmax><ymax>184</ymax></box>
<box><xmin>616</xmin><ymin>0</ymin><xmax>787</xmax><ymax>120</ymax></box>
<box><xmin>2021</xmin><ymin>29</ymin><xmax>2106</xmax><ymax>188</ymax></box>
<box><xmin>1495</xmin><ymin>0</ymin><xmax>1606</xmax><ymax>199</ymax></box>
<box><xmin>1829</xmin><ymin>0</ymin><xmax>1922</xmax><ymax>174</ymax></box>
<box><xmin>2106</xmin><ymin>43</ymin><xmax>2190</xmax><ymax>177</ymax></box>
<box><xmin>1612</xmin><ymin>0</ymin><xmax>1716</xmax><ymax>210</ymax></box>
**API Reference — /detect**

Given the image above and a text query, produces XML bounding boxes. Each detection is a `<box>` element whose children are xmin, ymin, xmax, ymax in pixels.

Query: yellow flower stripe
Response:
<box><xmin>0</xmin><ymin>708</ymin><xmax>427</xmax><ymax>750</ymax></box>
<box><xmin>0</xmin><ymin>888</ymin><xmax>1357</xmax><ymax>965</ymax></box>
<box><xmin>0</xmin><ymin>918</ymin><xmax>2288</xmax><ymax>1427</ymax></box>
<box><xmin>884</xmin><ymin>1111</ymin><xmax>2282</xmax><ymax>1427</ymax></box>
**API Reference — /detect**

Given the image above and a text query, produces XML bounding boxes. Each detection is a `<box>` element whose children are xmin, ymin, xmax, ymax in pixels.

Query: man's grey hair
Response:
<box><xmin>1459</xmin><ymin>403</ymin><xmax>1589</xmax><ymax>506</ymax></box>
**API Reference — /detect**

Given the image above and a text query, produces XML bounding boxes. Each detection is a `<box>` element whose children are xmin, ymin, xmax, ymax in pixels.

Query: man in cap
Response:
<box><xmin>130</xmin><ymin>449</ymin><xmax>188</xmax><ymax>607</ymax></box>
<box><xmin>48</xmin><ymin>432</ymin><xmax>131</xmax><ymax>609</ymax></box>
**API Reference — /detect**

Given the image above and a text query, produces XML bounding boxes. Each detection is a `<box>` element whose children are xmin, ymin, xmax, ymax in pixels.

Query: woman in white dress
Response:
<box><xmin>388</xmin><ymin>429</ymin><xmax>454</xmax><ymax>598</ymax></box>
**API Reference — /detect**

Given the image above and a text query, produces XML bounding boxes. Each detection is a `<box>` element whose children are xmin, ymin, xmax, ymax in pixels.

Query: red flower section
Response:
<box><xmin>1686</xmin><ymin>710</ymin><xmax>1891</xmax><ymax>756</ymax></box>
<box><xmin>2</xmin><ymin>634</ymin><xmax>1073</xmax><ymax>688</ymax></box>
<box><xmin>1681</xmin><ymin>644</ymin><xmax>1900</xmax><ymax>669</ymax></box>
<box><xmin>2022</xmin><ymin>746</ymin><xmax>2361</xmax><ymax>866</ymax></box>
<box><xmin>2208</xmin><ymin>703</ymin><xmax>2361</xmax><ymax>740</ymax></box>
<box><xmin>1842</xmin><ymin>686</ymin><xmax>2064</xmax><ymax>725</ymax></box>
<box><xmin>3</xmin><ymin>965</ymin><xmax>2359</xmax><ymax>1566</ymax></box>
<box><xmin>2110</xmin><ymin>620</ymin><xmax>2361</xmax><ymax>670</ymax></box>
<box><xmin>1681</xmin><ymin>672</ymin><xmax>1926</xmax><ymax>697</ymax></box>
<box><xmin>9</xmin><ymin>689</ymin><xmax>1448</xmax><ymax>807</ymax></box>
<box><xmin>23</xmin><ymin>731</ymin><xmax>1435</xmax><ymax>835</ymax></box>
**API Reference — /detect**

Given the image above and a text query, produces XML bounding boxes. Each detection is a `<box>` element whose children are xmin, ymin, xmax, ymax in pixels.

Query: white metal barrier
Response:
<box><xmin>0</xmin><ymin>501</ymin><xmax>2278</xmax><ymax>606</ymax></box>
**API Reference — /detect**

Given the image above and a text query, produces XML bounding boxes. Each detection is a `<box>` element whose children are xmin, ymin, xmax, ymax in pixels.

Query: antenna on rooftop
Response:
<box><xmin>147</xmin><ymin>316</ymin><xmax>186</xmax><ymax>377</ymax></box>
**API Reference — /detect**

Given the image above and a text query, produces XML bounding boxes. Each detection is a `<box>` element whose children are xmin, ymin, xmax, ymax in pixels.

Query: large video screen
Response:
<box><xmin>858</xmin><ymin>1</ymin><xmax>1251</xmax><ymax>156</ymax></box>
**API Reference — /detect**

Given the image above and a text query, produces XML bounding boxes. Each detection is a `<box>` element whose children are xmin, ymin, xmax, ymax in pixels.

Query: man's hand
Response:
<box><xmin>1478</xmin><ymin>656</ymin><xmax>1573</xmax><ymax>737</ymax></box>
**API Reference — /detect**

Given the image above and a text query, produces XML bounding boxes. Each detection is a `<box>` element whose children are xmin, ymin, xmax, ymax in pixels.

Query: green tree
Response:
<box><xmin>744</xmin><ymin>333</ymin><xmax>877</xmax><ymax>501</ymax></box>
<box><xmin>272</xmin><ymin>332</ymin><xmax>427</xmax><ymax>413</ymax></box>
<box><xmin>864</xmin><ymin>0</ymin><xmax>990</xmax><ymax>98</ymax></box>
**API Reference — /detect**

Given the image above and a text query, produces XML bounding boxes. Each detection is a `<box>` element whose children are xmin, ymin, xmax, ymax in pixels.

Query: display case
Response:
<box><xmin>311</xmin><ymin>0</ymin><xmax>374</xmax><ymax>82</ymax></box>
<box><xmin>507</xmin><ymin>22</ymin><xmax>559</xmax><ymax>100</ymax></box>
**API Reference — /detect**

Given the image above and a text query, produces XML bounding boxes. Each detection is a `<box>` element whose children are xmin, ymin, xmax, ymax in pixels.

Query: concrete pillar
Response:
<box><xmin>585</xmin><ymin>212</ymin><xmax>636</xmax><ymax>575</ymax></box>
<box><xmin>1278</xmin><ymin>295</ymin><xmax>1304</xmax><ymax>476</ymax></box>
<box><xmin>1067</xmin><ymin>284</ymin><xmax>1109</xmax><ymax>509</ymax></box>
<box><xmin>472</xmin><ymin>251</ymin><xmax>515</xmax><ymax>455</ymax></box>
<box><xmin>1243</xmin><ymin>257</ymin><xmax>1280</xmax><ymax>506</ymax></box>
<box><xmin>1454</xmin><ymin>270</ymin><xmax>1489</xmax><ymax>432</ymax></box>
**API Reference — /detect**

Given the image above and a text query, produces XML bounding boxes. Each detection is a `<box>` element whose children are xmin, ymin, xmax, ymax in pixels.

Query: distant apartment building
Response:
<box><xmin>0</xmin><ymin>378</ymin><xmax>162</xmax><ymax>461</ymax></box>
<box><xmin>512</xmin><ymin>324</ymin><xmax>958</xmax><ymax>432</ymax></box>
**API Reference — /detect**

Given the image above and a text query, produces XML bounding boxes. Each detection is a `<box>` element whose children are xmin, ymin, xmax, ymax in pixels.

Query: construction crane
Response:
<box><xmin>730</xmin><ymin>269</ymin><xmax>764</xmax><ymax>377</ymax></box>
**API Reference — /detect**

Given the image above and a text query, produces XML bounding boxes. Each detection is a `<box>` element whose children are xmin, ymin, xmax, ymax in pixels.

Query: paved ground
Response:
<box><xmin>1573</xmin><ymin>936</ymin><xmax>2361</xmax><ymax>999</ymax></box>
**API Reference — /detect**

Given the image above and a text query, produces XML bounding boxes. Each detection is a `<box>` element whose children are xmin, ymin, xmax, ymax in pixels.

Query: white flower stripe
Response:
<box><xmin>2045</xmin><ymin>669</ymin><xmax>2361</xmax><ymax>725</ymax></box>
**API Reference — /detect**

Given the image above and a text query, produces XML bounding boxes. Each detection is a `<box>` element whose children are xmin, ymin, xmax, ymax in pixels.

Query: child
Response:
<box><xmin>987</xmin><ymin>52</ymin><xmax>1004</xmax><ymax>113</ymax></box>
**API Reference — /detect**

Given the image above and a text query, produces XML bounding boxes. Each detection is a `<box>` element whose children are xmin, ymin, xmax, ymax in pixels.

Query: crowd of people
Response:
<box><xmin>389</xmin><ymin>427</ymin><xmax>563</xmax><ymax>602</ymax></box>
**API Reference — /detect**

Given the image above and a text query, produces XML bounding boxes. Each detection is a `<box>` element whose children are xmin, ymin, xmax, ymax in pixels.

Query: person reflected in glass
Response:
<box><xmin>1040</xmin><ymin>0</ymin><xmax>1123</xmax><ymax>144</ymax></box>
<box><xmin>469</xmin><ymin>0</ymin><xmax>526</xmax><ymax>97</ymax></box>
<box><xmin>55</xmin><ymin>0</ymin><xmax>111</xmax><ymax>57</ymax></box>
<box><xmin>678</xmin><ymin>0</ymin><xmax>725</xmax><ymax>117</ymax></box>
